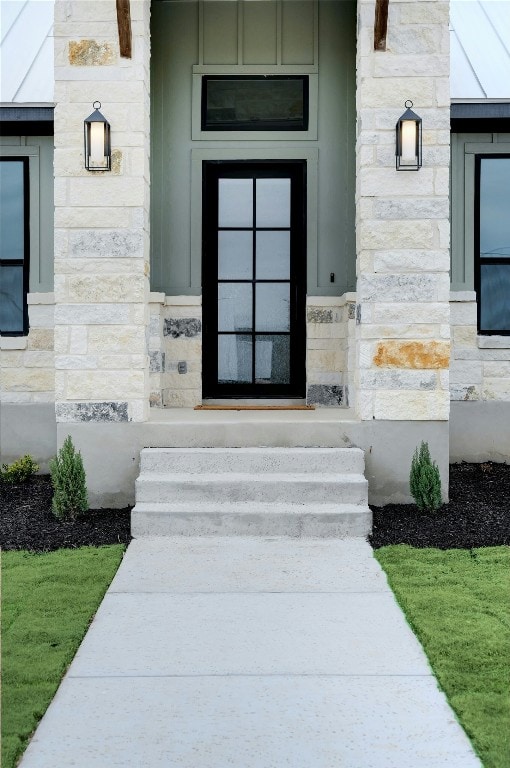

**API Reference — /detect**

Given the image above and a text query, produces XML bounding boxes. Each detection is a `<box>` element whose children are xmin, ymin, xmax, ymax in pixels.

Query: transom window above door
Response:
<box><xmin>202</xmin><ymin>76</ymin><xmax>309</xmax><ymax>131</ymax></box>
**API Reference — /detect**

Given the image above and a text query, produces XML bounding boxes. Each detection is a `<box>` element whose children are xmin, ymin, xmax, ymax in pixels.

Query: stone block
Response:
<box><xmin>162</xmin><ymin>389</ymin><xmax>202</xmax><ymax>408</ymax></box>
<box><xmin>56</xmin><ymin>402</ymin><xmax>129</xmax><ymax>422</ymax></box>
<box><xmin>1</xmin><ymin>369</ymin><xmax>54</xmax><ymax>393</ymax></box>
<box><xmin>359</xmin><ymin>324</ymin><xmax>440</xmax><ymax>340</ymax></box>
<box><xmin>478</xmin><ymin>336</ymin><xmax>510</xmax><ymax>349</ymax></box>
<box><xmin>374</xmin><ymin>390</ymin><xmax>450</xmax><ymax>420</ymax></box>
<box><xmin>450</xmin><ymin>384</ymin><xmax>481</xmax><ymax>401</ymax></box>
<box><xmin>482</xmin><ymin>380</ymin><xmax>510</xmax><ymax>402</ymax></box>
<box><xmin>358</xmin><ymin>274</ymin><xmax>449</xmax><ymax>303</ymax></box>
<box><xmin>66</xmin><ymin>370</ymin><xmax>145</xmax><ymax>400</ymax></box>
<box><xmin>373</xmin><ymin>249</ymin><xmax>449</xmax><ymax>273</ymax></box>
<box><xmin>449</xmin><ymin>360</ymin><xmax>482</xmax><ymax>385</ymax></box>
<box><xmin>27</xmin><ymin>329</ymin><xmax>54</xmax><ymax>351</ymax></box>
<box><xmin>398</xmin><ymin>2</ymin><xmax>449</xmax><ymax>25</ymax></box>
<box><xmin>24</xmin><ymin>351</ymin><xmax>55</xmax><ymax>368</ymax></box>
<box><xmin>373</xmin><ymin>340</ymin><xmax>450</xmax><ymax>369</ymax></box>
<box><xmin>373</xmin><ymin>54</ymin><xmax>448</xmax><ymax>78</ymax></box>
<box><xmin>358</xmin><ymin>168</ymin><xmax>435</xmax><ymax>197</ymax></box>
<box><xmin>55</xmin><ymin>304</ymin><xmax>132</xmax><ymax>325</ymax></box>
<box><xmin>66</xmin><ymin>275</ymin><xmax>145</xmax><ymax>303</ymax></box>
<box><xmin>28</xmin><ymin>304</ymin><xmax>54</xmax><ymax>328</ymax></box>
<box><xmin>373</xmin><ymin>302</ymin><xmax>449</xmax><ymax>324</ymax></box>
<box><xmin>307</xmin><ymin>308</ymin><xmax>333</xmax><ymax>323</ymax></box>
<box><xmin>149</xmin><ymin>351</ymin><xmax>165</xmax><ymax>372</ymax></box>
<box><xmin>69</xmin><ymin>177</ymin><xmax>145</xmax><ymax>208</ymax></box>
<box><xmin>69</xmin><ymin>230</ymin><xmax>143</xmax><ymax>259</ymax></box>
<box><xmin>307</xmin><ymin>385</ymin><xmax>346</xmax><ymax>407</ymax></box>
<box><xmin>387</xmin><ymin>26</ymin><xmax>443</xmax><ymax>55</ymax></box>
<box><xmin>453</xmin><ymin>326</ymin><xmax>477</xmax><ymax>348</ymax></box>
<box><xmin>307</xmin><ymin>349</ymin><xmax>343</xmax><ymax>372</ymax></box>
<box><xmin>163</xmin><ymin>318</ymin><xmax>202</xmax><ymax>338</ymax></box>
<box><xmin>373</xmin><ymin>199</ymin><xmax>449</xmax><ymax>221</ymax></box>
<box><xmin>483</xmin><ymin>361</ymin><xmax>510</xmax><ymax>378</ymax></box>
<box><xmin>361</xmin><ymin>369</ymin><xmax>437</xmax><ymax>390</ymax></box>
<box><xmin>55</xmin><ymin>206</ymin><xmax>131</xmax><ymax>229</ymax></box>
<box><xmin>360</xmin><ymin>77</ymin><xmax>435</xmax><ymax>107</ymax></box>
<box><xmin>450</xmin><ymin>302</ymin><xmax>477</xmax><ymax>325</ymax></box>
<box><xmin>55</xmin><ymin>355</ymin><xmax>98</xmax><ymax>370</ymax></box>
<box><xmin>359</xmin><ymin>221</ymin><xmax>434</xmax><ymax>250</ymax></box>
<box><xmin>68</xmin><ymin>40</ymin><xmax>117</xmax><ymax>66</ymax></box>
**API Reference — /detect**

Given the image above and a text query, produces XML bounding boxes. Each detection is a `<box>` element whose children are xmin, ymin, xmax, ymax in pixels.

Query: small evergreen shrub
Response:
<box><xmin>49</xmin><ymin>436</ymin><xmax>88</xmax><ymax>520</ymax></box>
<box><xmin>1</xmin><ymin>455</ymin><xmax>39</xmax><ymax>483</ymax></box>
<box><xmin>410</xmin><ymin>441</ymin><xmax>442</xmax><ymax>512</ymax></box>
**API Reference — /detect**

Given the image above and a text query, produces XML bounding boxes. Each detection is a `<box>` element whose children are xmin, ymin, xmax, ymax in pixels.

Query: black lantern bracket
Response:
<box><xmin>84</xmin><ymin>101</ymin><xmax>112</xmax><ymax>172</ymax></box>
<box><xmin>395</xmin><ymin>100</ymin><xmax>422</xmax><ymax>171</ymax></box>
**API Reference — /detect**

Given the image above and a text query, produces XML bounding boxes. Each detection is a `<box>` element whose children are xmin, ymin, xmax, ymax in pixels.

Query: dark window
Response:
<box><xmin>476</xmin><ymin>155</ymin><xmax>510</xmax><ymax>335</ymax></box>
<box><xmin>202</xmin><ymin>76</ymin><xmax>309</xmax><ymax>132</ymax></box>
<box><xmin>0</xmin><ymin>158</ymin><xmax>29</xmax><ymax>335</ymax></box>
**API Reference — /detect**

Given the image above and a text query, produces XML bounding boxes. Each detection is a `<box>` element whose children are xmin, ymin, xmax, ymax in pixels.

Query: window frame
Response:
<box><xmin>0</xmin><ymin>156</ymin><xmax>30</xmax><ymax>336</ymax></box>
<box><xmin>474</xmin><ymin>152</ymin><xmax>510</xmax><ymax>336</ymax></box>
<box><xmin>201</xmin><ymin>74</ymin><xmax>309</xmax><ymax>132</ymax></box>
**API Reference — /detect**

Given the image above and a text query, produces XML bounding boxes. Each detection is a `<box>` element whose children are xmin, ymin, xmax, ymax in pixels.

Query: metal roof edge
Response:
<box><xmin>0</xmin><ymin>106</ymin><xmax>54</xmax><ymax>121</ymax></box>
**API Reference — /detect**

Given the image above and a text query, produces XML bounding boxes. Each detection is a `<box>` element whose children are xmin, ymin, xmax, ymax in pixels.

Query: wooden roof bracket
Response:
<box><xmin>374</xmin><ymin>0</ymin><xmax>389</xmax><ymax>51</ymax></box>
<box><xmin>116</xmin><ymin>0</ymin><xmax>132</xmax><ymax>59</ymax></box>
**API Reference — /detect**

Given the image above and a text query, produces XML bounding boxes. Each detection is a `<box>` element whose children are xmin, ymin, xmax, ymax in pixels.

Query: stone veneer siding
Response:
<box><xmin>53</xmin><ymin>0</ymin><xmax>150</xmax><ymax>423</ymax></box>
<box><xmin>354</xmin><ymin>0</ymin><xmax>451</xmax><ymax>420</ymax></box>
<box><xmin>0</xmin><ymin>294</ymin><xmax>55</xmax><ymax>403</ymax></box>
<box><xmin>149</xmin><ymin>295</ymin><xmax>203</xmax><ymax>408</ymax></box>
<box><xmin>450</xmin><ymin>293</ymin><xmax>510</xmax><ymax>402</ymax></box>
<box><xmin>306</xmin><ymin>296</ymin><xmax>353</xmax><ymax>407</ymax></box>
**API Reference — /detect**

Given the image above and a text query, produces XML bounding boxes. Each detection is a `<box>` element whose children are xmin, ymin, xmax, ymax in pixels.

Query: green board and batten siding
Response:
<box><xmin>0</xmin><ymin>135</ymin><xmax>54</xmax><ymax>293</ymax></box>
<box><xmin>150</xmin><ymin>0</ymin><xmax>356</xmax><ymax>297</ymax></box>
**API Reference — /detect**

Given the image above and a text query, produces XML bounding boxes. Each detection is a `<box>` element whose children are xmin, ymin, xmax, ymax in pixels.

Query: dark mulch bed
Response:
<box><xmin>0</xmin><ymin>476</ymin><xmax>132</xmax><ymax>552</ymax></box>
<box><xmin>1</xmin><ymin>462</ymin><xmax>509</xmax><ymax>552</ymax></box>
<box><xmin>370</xmin><ymin>461</ymin><xmax>510</xmax><ymax>549</ymax></box>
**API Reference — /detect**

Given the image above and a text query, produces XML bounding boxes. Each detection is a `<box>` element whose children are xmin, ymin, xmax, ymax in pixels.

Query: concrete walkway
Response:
<box><xmin>20</xmin><ymin>538</ymin><xmax>480</xmax><ymax>767</ymax></box>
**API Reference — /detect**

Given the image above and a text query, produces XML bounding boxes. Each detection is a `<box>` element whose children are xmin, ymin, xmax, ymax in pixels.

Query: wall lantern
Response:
<box><xmin>84</xmin><ymin>101</ymin><xmax>111</xmax><ymax>171</ymax></box>
<box><xmin>395</xmin><ymin>100</ymin><xmax>422</xmax><ymax>171</ymax></box>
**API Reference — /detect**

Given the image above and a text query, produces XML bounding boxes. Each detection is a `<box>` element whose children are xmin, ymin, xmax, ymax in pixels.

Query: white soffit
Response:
<box><xmin>0</xmin><ymin>0</ymin><xmax>54</xmax><ymax>104</ymax></box>
<box><xmin>450</xmin><ymin>0</ymin><xmax>510</xmax><ymax>100</ymax></box>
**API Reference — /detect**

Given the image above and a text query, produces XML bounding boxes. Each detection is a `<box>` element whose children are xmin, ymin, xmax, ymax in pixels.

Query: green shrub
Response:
<box><xmin>410</xmin><ymin>441</ymin><xmax>442</xmax><ymax>512</ymax></box>
<box><xmin>49</xmin><ymin>436</ymin><xmax>88</xmax><ymax>520</ymax></box>
<box><xmin>1</xmin><ymin>455</ymin><xmax>39</xmax><ymax>484</ymax></box>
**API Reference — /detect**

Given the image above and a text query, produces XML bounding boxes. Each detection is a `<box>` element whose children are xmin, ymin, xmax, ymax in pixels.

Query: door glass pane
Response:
<box><xmin>0</xmin><ymin>161</ymin><xmax>24</xmax><ymax>261</ymax></box>
<box><xmin>255</xmin><ymin>283</ymin><xmax>290</xmax><ymax>332</ymax></box>
<box><xmin>218</xmin><ymin>283</ymin><xmax>252</xmax><ymax>331</ymax></box>
<box><xmin>218</xmin><ymin>179</ymin><xmax>253</xmax><ymax>227</ymax></box>
<box><xmin>256</xmin><ymin>178</ymin><xmax>290</xmax><ymax>227</ymax></box>
<box><xmin>218</xmin><ymin>231</ymin><xmax>253</xmax><ymax>280</ymax></box>
<box><xmin>0</xmin><ymin>264</ymin><xmax>24</xmax><ymax>333</ymax></box>
<box><xmin>218</xmin><ymin>335</ymin><xmax>252</xmax><ymax>383</ymax></box>
<box><xmin>256</xmin><ymin>231</ymin><xmax>290</xmax><ymax>279</ymax></box>
<box><xmin>480</xmin><ymin>158</ymin><xmax>510</xmax><ymax>259</ymax></box>
<box><xmin>480</xmin><ymin>264</ymin><xmax>510</xmax><ymax>331</ymax></box>
<box><xmin>255</xmin><ymin>335</ymin><xmax>290</xmax><ymax>384</ymax></box>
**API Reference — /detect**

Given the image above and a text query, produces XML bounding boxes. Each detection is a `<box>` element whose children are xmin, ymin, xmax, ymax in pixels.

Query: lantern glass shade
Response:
<box><xmin>396</xmin><ymin>102</ymin><xmax>422</xmax><ymax>171</ymax></box>
<box><xmin>84</xmin><ymin>103</ymin><xmax>111</xmax><ymax>171</ymax></box>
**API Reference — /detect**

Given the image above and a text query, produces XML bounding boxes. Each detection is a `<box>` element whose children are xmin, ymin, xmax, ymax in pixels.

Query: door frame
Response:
<box><xmin>202</xmin><ymin>159</ymin><xmax>307</xmax><ymax>399</ymax></box>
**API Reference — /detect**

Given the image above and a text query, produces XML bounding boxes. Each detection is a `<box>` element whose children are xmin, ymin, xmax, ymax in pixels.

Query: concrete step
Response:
<box><xmin>132</xmin><ymin>446</ymin><xmax>371</xmax><ymax>538</ymax></box>
<box><xmin>131</xmin><ymin>502</ymin><xmax>372</xmax><ymax>537</ymax></box>
<box><xmin>135</xmin><ymin>473</ymin><xmax>368</xmax><ymax>505</ymax></box>
<box><xmin>140</xmin><ymin>447</ymin><xmax>365</xmax><ymax>475</ymax></box>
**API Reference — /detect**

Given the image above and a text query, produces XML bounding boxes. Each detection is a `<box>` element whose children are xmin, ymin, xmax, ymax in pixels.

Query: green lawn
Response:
<box><xmin>1</xmin><ymin>546</ymin><xmax>125</xmax><ymax>768</ymax></box>
<box><xmin>375</xmin><ymin>545</ymin><xmax>510</xmax><ymax>768</ymax></box>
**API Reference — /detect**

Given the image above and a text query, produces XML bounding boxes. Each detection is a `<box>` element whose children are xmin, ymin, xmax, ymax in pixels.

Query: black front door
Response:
<box><xmin>202</xmin><ymin>161</ymin><xmax>306</xmax><ymax>399</ymax></box>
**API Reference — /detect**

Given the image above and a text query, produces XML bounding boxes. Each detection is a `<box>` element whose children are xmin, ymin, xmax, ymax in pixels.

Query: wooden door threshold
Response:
<box><xmin>194</xmin><ymin>405</ymin><xmax>315</xmax><ymax>411</ymax></box>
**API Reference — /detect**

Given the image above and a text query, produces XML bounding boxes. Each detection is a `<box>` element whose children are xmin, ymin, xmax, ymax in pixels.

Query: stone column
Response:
<box><xmin>53</xmin><ymin>0</ymin><xmax>150</xmax><ymax>427</ymax></box>
<box><xmin>354</xmin><ymin>0</ymin><xmax>450</xmax><ymax>498</ymax></box>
